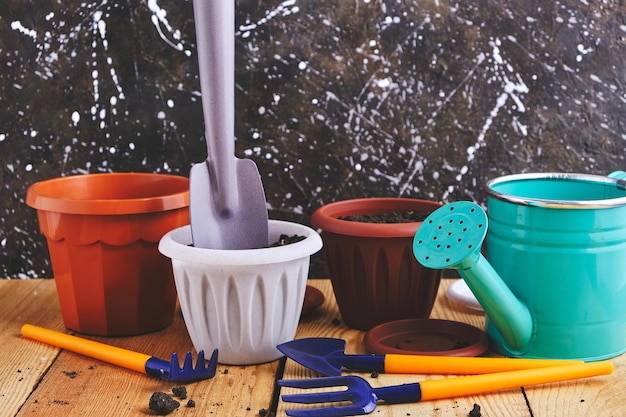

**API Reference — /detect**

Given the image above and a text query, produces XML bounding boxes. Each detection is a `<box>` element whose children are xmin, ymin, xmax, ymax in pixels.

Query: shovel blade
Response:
<box><xmin>190</xmin><ymin>158</ymin><xmax>268</xmax><ymax>249</ymax></box>
<box><xmin>277</xmin><ymin>338</ymin><xmax>347</xmax><ymax>376</ymax></box>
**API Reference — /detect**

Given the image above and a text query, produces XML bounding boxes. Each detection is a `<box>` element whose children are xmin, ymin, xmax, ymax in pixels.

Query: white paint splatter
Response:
<box><xmin>376</xmin><ymin>78</ymin><xmax>392</xmax><ymax>88</ymax></box>
<box><xmin>147</xmin><ymin>0</ymin><xmax>191</xmax><ymax>55</ymax></box>
<box><xmin>590</xmin><ymin>74</ymin><xmax>602</xmax><ymax>83</ymax></box>
<box><xmin>470</xmin><ymin>39</ymin><xmax>529</xmax><ymax>162</ymax></box>
<box><xmin>10</xmin><ymin>21</ymin><xmax>37</xmax><ymax>40</ymax></box>
<box><xmin>237</xmin><ymin>0</ymin><xmax>300</xmax><ymax>37</ymax></box>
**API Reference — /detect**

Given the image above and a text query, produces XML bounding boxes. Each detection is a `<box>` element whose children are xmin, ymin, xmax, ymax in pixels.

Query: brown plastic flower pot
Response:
<box><xmin>26</xmin><ymin>173</ymin><xmax>189</xmax><ymax>336</ymax></box>
<box><xmin>311</xmin><ymin>198</ymin><xmax>443</xmax><ymax>330</ymax></box>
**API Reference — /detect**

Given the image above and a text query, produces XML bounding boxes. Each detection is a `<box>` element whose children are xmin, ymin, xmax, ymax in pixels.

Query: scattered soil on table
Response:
<box><xmin>339</xmin><ymin>210</ymin><xmax>429</xmax><ymax>223</ymax></box>
<box><xmin>149</xmin><ymin>392</ymin><xmax>180</xmax><ymax>415</ymax></box>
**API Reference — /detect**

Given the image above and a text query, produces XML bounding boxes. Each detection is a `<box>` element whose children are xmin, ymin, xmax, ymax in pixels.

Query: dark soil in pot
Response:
<box><xmin>339</xmin><ymin>210</ymin><xmax>430</xmax><ymax>223</ymax></box>
<box><xmin>269</xmin><ymin>234</ymin><xmax>306</xmax><ymax>246</ymax></box>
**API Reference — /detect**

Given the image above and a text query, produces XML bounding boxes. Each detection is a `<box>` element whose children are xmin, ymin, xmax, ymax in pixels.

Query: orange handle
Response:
<box><xmin>384</xmin><ymin>354</ymin><xmax>583</xmax><ymax>374</ymax></box>
<box><xmin>419</xmin><ymin>360</ymin><xmax>614</xmax><ymax>401</ymax></box>
<box><xmin>21</xmin><ymin>324</ymin><xmax>151</xmax><ymax>374</ymax></box>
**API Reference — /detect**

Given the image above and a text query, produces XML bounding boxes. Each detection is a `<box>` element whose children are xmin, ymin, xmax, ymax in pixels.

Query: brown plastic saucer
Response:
<box><xmin>301</xmin><ymin>285</ymin><xmax>325</xmax><ymax>315</ymax></box>
<box><xmin>364</xmin><ymin>318</ymin><xmax>490</xmax><ymax>357</ymax></box>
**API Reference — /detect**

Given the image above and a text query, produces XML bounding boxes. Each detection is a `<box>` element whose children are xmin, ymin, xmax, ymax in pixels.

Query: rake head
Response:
<box><xmin>146</xmin><ymin>349</ymin><xmax>219</xmax><ymax>382</ymax></box>
<box><xmin>279</xmin><ymin>376</ymin><xmax>377</xmax><ymax>417</ymax></box>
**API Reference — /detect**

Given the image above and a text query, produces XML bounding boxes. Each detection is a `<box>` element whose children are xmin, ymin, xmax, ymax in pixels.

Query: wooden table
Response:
<box><xmin>1</xmin><ymin>278</ymin><xmax>624</xmax><ymax>417</ymax></box>
<box><xmin>1</xmin><ymin>279</ymin><xmax>280</xmax><ymax>417</ymax></box>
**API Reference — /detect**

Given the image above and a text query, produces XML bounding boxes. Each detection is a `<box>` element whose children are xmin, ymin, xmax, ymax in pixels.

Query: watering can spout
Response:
<box><xmin>413</xmin><ymin>201</ymin><xmax>533</xmax><ymax>353</ymax></box>
<box><xmin>457</xmin><ymin>250</ymin><xmax>533</xmax><ymax>352</ymax></box>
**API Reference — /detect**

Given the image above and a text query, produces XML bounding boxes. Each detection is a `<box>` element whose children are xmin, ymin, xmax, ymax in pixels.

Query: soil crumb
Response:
<box><xmin>149</xmin><ymin>392</ymin><xmax>180</xmax><ymax>415</ymax></box>
<box><xmin>469</xmin><ymin>403</ymin><xmax>481</xmax><ymax>417</ymax></box>
<box><xmin>172</xmin><ymin>386</ymin><xmax>187</xmax><ymax>399</ymax></box>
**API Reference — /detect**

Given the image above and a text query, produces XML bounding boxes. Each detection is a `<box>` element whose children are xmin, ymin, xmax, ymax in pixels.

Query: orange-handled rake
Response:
<box><xmin>279</xmin><ymin>361</ymin><xmax>614</xmax><ymax>417</ymax></box>
<box><xmin>22</xmin><ymin>324</ymin><xmax>218</xmax><ymax>382</ymax></box>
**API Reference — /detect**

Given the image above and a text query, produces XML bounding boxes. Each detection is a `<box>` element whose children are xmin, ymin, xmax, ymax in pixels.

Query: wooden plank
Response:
<box><xmin>523</xmin><ymin>344</ymin><xmax>626</xmax><ymax>417</ymax></box>
<box><xmin>0</xmin><ymin>279</ymin><xmax>64</xmax><ymax>417</ymax></box>
<box><xmin>0</xmin><ymin>279</ymin><xmax>278</xmax><ymax>417</ymax></box>
<box><xmin>16</xmin><ymin>349</ymin><xmax>280</xmax><ymax>417</ymax></box>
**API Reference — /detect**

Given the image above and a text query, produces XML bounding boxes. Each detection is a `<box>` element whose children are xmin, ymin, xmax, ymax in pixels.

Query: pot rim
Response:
<box><xmin>158</xmin><ymin>220</ymin><xmax>323</xmax><ymax>265</ymax></box>
<box><xmin>487</xmin><ymin>172</ymin><xmax>626</xmax><ymax>209</ymax></box>
<box><xmin>311</xmin><ymin>197</ymin><xmax>443</xmax><ymax>237</ymax></box>
<box><xmin>26</xmin><ymin>172</ymin><xmax>189</xmax><ymax>215</ymax></box>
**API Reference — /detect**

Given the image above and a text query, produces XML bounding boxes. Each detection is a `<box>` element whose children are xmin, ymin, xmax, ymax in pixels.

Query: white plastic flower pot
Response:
<box><xmin>158</xmin><ymin>220</ymin><xmax>323</xmax><ymax>365</ymax></box>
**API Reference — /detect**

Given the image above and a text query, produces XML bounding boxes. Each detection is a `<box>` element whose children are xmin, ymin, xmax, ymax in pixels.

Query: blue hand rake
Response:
<box><xmin>279</xmin><ymin>361</ymin><xmax>613</xmax><ymax>417</ymax></box>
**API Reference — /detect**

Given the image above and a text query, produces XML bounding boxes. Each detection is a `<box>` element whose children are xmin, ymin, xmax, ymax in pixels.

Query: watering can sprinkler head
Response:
<box><xmin>413</xmin><ymin>201</ymin><xmax>533</xmax><ymax>353</ymax></box>
<box><xmin>412</xmin><ymin>201</ymin><xmax>487</xmax><ymax>271</ymax></box>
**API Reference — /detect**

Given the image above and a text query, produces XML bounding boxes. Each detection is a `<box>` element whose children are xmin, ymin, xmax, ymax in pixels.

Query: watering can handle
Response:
<box><xmin>608</xmin><ymin>171</ymin><xmax>626</xmax><ymax>182</ymax></box>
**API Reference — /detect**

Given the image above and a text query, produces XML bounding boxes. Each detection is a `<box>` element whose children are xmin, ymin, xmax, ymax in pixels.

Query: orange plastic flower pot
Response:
<box><xmin>311</xmin><ymin>198</ymin><xmax>443</xmax><ymax>330</ymax></box>
<box><xmin>26</xmin><ymin>173</ymin><xmax>189</xmax><ymax>336</ymax></box>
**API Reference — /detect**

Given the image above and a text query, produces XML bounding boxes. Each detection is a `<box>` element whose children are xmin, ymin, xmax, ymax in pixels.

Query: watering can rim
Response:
<box><xmin>486</xmin><ymin>172</ymin><xmax>626</xmax><ymax>209</ymax></box>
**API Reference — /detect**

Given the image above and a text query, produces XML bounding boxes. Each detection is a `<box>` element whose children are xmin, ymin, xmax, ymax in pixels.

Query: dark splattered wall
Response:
<box><xmin>1</xmin><ymin>0</ymin><xmax>625</xmax><ymax>278</ymax></box>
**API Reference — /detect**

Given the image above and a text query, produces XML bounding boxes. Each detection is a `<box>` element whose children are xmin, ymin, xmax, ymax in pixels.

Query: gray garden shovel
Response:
<box><xmin>189</xmin><ymin>0</ymin><xmax>268</xmax><ymax>249</ymax></box>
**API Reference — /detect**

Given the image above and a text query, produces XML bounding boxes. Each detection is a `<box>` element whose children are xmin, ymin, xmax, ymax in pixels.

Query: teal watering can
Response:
<box><xmin>413</xmin><ymin>171</ymin><xmax>626</xmax><ymax>361</ymax></box>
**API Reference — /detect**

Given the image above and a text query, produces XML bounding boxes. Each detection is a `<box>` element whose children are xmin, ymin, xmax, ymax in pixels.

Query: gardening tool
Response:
<box><xmin>189</xmin><ymin>0</ymin><xmax>268</xmax><ymax>249</ymax></box>
<box><xmin>277</xmin><ymin>337</ymin><xmax>583</xmax><ymax>376</ymax></box>
<box><xmin>413</xmin><ymin>171</ymin><xmax>626</xmax><ymax>361</ymax></box>
<box><xmin>21</xmin><ymin>324</ymin><xmax>218</xmax><ymax>382</ymax></box>
<box><xmin>279</xmin><ymin>360</ymin><xmax>614</xmax><ymax>417</ymax></box>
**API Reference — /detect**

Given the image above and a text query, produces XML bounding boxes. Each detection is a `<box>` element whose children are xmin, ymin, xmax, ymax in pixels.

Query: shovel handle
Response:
<box><xmin>193</xmin><ymin>0</ymin><xmax>237</xmax><ymax>210</ymax></box>
<box><xmin>418</xmin><ymin>360</ymin><xmax>613</xmax><ymax>401</ymax></box>
<box><xmin>21</xmin><ymin>324</ymin><xmax>151</xmax><ymax>374</ymax></box>
<box><xmin>384</xmin><ymin>354</ymin><xmax>583</xmax><ymax>374</ymax></box>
